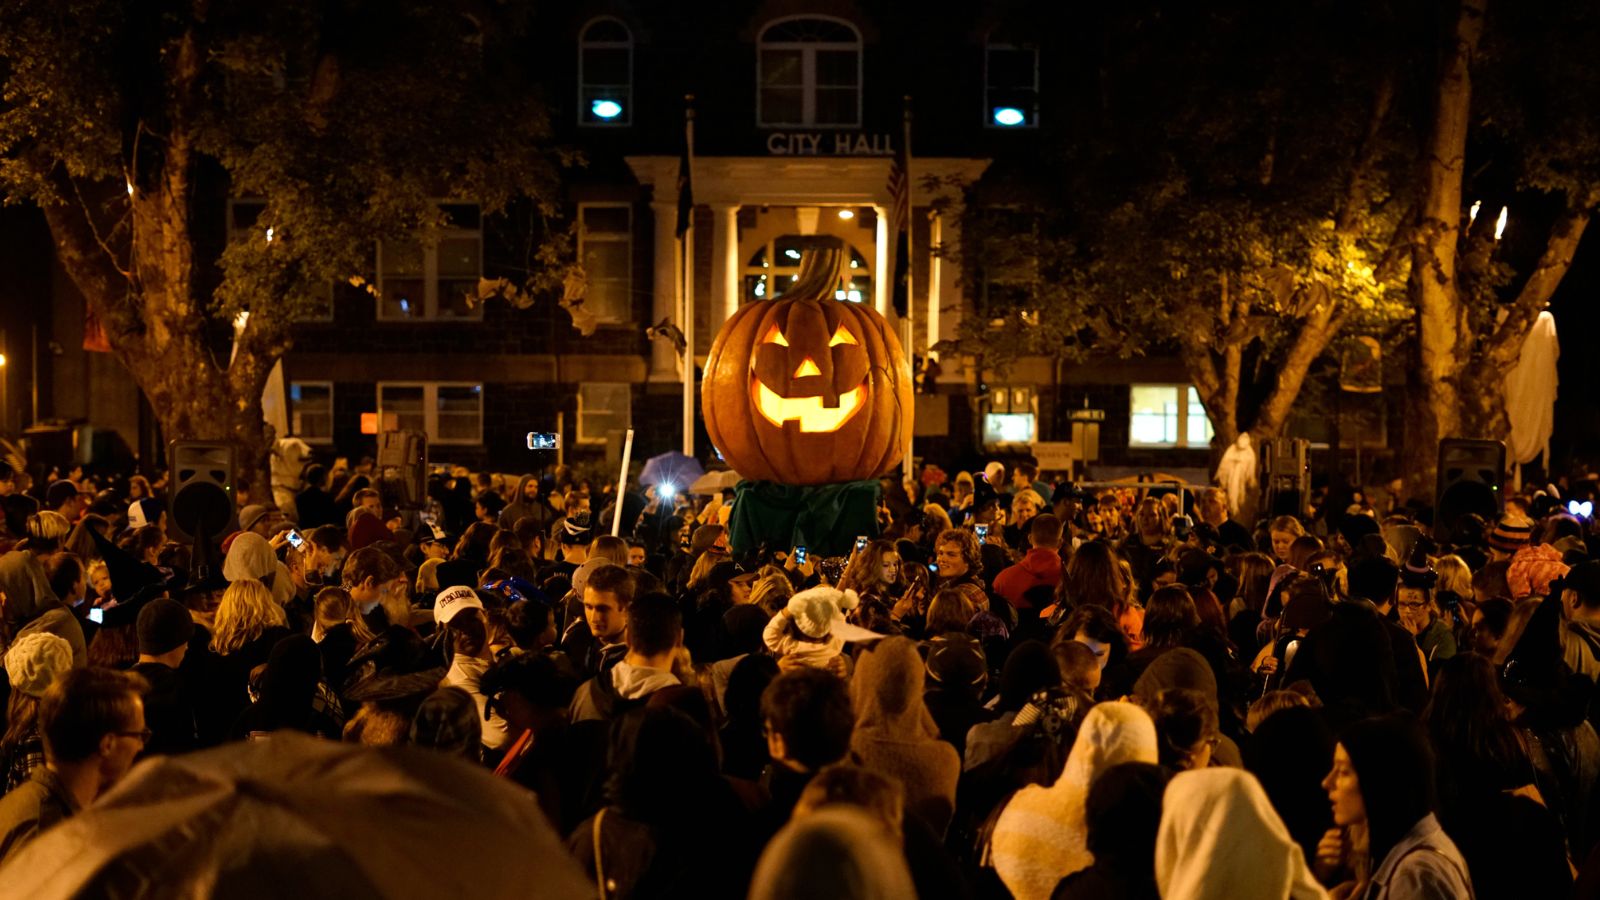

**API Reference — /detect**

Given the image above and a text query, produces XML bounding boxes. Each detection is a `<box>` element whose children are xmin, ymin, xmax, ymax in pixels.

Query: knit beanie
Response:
<box><xmin>1489</xmin><ymin>514</ymin><xmax>1534</xmax><ymax>554</ymax></box>
<box><xmin>786</xmin><ymin>586</ymin><xmax>875</xmax><ymax>641</ymax></box>
<box><xmin>1507</xmin><ymin>544</ymin><xmax>1570</xmax><ymax>600</ymax></box>
<box><xmin>137</xmin><ymin>596</ymin><xmax>196</xmax><ymax>656</ymax></box>
<box><xmin>4</xmin><ymin>632</ymin><xmax>75</xmax><ymax>698</ymax></box>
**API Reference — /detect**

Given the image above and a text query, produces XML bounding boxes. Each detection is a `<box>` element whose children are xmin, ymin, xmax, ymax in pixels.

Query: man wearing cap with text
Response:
<box><xmin>436</xmin><ymin>585</ymin><xmax>509</xmax><ymax>753</ymax></box>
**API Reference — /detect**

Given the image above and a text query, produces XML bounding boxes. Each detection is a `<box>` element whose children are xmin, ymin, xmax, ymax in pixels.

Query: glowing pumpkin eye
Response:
<box><xmin>764</xmin><ymin>324</ymin><xmax>789</xmax><ymax>347</ymax></box>
<box><xmin>829</xmin><ymin>326</ymin><xmax>858</xmax><ymax>347</ymax></box>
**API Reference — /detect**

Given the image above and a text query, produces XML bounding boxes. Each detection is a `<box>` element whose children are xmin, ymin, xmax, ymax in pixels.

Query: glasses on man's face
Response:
<box><xmin>117</xmin><ymin>729</ymin><xmax>153</xmax><ymax>744</ymax></box>
<box><xmin>1398</xmin><ymin>600</ymin><xmax>1428</xmax><ymax>610</ymax></box>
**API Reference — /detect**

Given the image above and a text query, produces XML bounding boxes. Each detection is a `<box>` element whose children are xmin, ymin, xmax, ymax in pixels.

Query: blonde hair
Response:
<box><xmin>416</xmin><ymin>558</ymin><xmax>444</xmax><ymax>594</ymax></box>
<box><xmin>749</xmin><ymin>569</ymin><xmax>795</xmax><ymax>616</ymax></box>
<box><xmin>1435</xmin><ymin>554</ymin><xmax>1472</xmax><ymax>599</ymax></box>
<box><xmin>211</xmin><ymin>579</ymin><xmax>288</xmax><ymax>655</ymax></box>
<box><xmin>922</xmin><ymin>504</ymin><xmax>953</xmax><ymax>535</ymax></box>
<box><xmin>687</xmin><ymin>548</ymin><xmax>729</xmax><ymax>591</ymax></box>
<box><xmin>314</xmin><ymin>586</ymin><xmax>376</xmax><ymax>644</ymax></box>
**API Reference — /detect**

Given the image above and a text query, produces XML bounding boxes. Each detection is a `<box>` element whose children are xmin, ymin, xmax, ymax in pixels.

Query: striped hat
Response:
<box><xmin>1489</xmin><ymin>514</ymin><xmax>1533</xmax><ymax>553</ymax></box>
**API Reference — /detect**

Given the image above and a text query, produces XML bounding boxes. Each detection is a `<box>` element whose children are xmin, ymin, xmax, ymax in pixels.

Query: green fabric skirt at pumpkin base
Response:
<box><xmin>728</xmin><ymin>479</ymin><xmax>882</xmax><ymax>558</ymax></box>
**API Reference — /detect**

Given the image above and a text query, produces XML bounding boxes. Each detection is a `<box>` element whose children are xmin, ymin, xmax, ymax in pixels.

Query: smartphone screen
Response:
<box><xmin>795</xmin><ymin>547</ymin><xmax>808</xmax><ymax>564</ymax></box>
<box><xmin>854</xmin><ymin>536</ymin><xmax>868</xmax><ymax>552</ymax></box>
<box><xmin>526</xmin><ymin>432</ymin><xmax>561</xmax><ymax>450</ymax></box>
<box><xmin>88</xmin><ymin>608</ymin><xmax>104</xmax><ymax>624</ymax></box>
<box><xmin>975</xmin><ymin>524</ymin><xmax>989</xmax><ymax>540</ymax></box>
<box><xmin>286</xmin><ymin>530</ymin><xmax>305</xmax><ymax>550</ymax></box>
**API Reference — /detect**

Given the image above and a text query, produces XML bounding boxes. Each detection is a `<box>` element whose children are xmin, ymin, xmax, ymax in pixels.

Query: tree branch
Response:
<box><xmin>1485</xmin><ymin>195</ymin><xmax>1595</xmax><ymax>371</ymax></box>
<box><xmin>39</xmin><ymin>168</ymin><xmax>142</xmax><ymax>349</ymax></box>
<box><xmin>1250</xmin><ymin>289</ymin><xmax>1344</xmax><ymax>438</ymax></box>
<box><xmin>1336</xmin><ymin>71</ymin><xmax>1395</xmax><ymax>234</ymax></box>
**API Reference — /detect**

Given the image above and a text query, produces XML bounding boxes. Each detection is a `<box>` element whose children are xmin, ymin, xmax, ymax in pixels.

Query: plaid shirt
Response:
<box><xmin>3</xmin><ymin>729</ymin><xmax>45</xmax><ymax>796</ymax></box>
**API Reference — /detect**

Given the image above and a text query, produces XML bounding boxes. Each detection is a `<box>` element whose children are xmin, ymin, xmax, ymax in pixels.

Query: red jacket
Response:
<box><xmin>992</xmin><ymin>547</ymin><xmax>1063</xmax><ymax>610</ymax></box>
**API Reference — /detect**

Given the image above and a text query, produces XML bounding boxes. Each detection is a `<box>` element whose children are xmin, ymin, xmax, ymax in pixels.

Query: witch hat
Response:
<box><xmin>88</xmin><ymin>526</ymin><xmax>165</xmax><ymax>604</ymax></box>
<box><xmin>1399</xmin><ymin>544</ymin><xmax>1438</xmax><ymax>590</ymax></box>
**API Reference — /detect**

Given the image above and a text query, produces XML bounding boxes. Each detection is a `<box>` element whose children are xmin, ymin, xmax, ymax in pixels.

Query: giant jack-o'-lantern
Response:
<box><xmin>703</xmin><ymin>241</ymin><xmax>913</xmax><ymax>486</ymax></box>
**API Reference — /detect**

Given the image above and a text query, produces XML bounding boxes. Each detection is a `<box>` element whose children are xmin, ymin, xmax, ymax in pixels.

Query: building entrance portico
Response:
<box><xmin>626</xmin><ymin>155</ymin><xmax>989</xmax><ymax>381</ymax></box>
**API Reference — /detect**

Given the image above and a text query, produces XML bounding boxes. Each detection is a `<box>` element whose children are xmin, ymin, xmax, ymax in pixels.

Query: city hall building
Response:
<box><xmin>11</xmin><ymin>3</ymin><xmax>1272</xmax><ymax>480</ymax></box>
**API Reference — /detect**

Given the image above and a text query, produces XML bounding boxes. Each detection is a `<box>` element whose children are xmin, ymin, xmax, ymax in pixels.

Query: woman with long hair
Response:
<box><xmin>1317</xmin><ymin>715</ymin><xmax>1473</xmax><ymax>899</ymax></box>
<box><xmin>840</xmin><ymin>539</ymin><xmax>901</xmax><ymax>606</ymax></box>
<box><xmin>1227</xmin><ymin>551</ymin><xmax>1277</xmax><ymax>650</ymax></box>
<box><xmin>1</xmin><ymin>632</ymin><xmax>75</xmax><ymax>792</ymax></box>
<box><xmin>1055</xmin><ymin>541</ymin><xmax>1131</xmax><ymax>613</ymax></box>
<box><xmin>198</xmin><ymin>578</ymin><xmax>292</xmax><ymax>742</ymax></box>
<box><xmin>1268</xmin><ymin>515</ymin><xmax>1306</xmax><ymax>563</ymax></box>
<box><xmin>1422</xmin><ymin>653</ymin><xmax>1570</xmax><ymax>898</ymax></box>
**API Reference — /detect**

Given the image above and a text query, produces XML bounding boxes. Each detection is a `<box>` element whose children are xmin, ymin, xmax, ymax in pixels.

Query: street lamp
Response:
<box><xmin>0</xmin><ymin>339</ymin><xmax>8</xmax><ymax>436</ymax></box>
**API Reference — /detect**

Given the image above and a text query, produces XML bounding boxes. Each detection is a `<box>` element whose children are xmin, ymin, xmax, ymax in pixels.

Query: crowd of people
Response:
<box><xmin>1</xmin><ymin>451</ymin><xmax>1599</xmax><ymax>898</ymax></box>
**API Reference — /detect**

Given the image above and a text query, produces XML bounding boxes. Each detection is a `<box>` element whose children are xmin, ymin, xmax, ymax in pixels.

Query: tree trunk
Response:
<box><xmin>1404</xmin><ymin>0</ymin><xmax>1486</xmax><ymax>499</ymax></box>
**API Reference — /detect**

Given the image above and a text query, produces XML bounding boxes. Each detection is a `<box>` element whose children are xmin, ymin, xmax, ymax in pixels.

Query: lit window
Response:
<box><xmin>985</xmin><ymin>43</ymin><xmax>1038</xmax><ymax>128</ymax></box>
<box><xmin>579</xmin><ymin>204</ymin><xmax>632</xmax><ymax>323</ymax></box>
<box><xmin>578</xmin><ymin>383</ymin><xmax>633</xmax><ymax>445</ymax></box>
<box><xmin>1129</xmin><ymin>385</ymin><xmax>1214</xmax><ymax>448</ymax></box>
<box><xmin>743</xmin><ymin>236</ymin><xmax>871</xmax><ymax>303</ymax></box>
<box><xmin>579</xmin><ymin>18</ymin><xmax>632</xmax><ymax>127</ymax></box>
<box><xmin>758</xmin><ymin>17</ymin><xmax>861</xmax><ymax>127</ymax></box>
<box><xmin>376</xmin><ymin>204</ymin><xmax>483</xmax><ymax>321</ymax></box>
<box><xmin>377</xmin><ymin>382</ymin><xmax>483</xmax><ymax>444</ymax></box>
<box><xmin>288</xmin><ymin>382</ymin><xmax>334</xmax><ymax>443</ymax></box>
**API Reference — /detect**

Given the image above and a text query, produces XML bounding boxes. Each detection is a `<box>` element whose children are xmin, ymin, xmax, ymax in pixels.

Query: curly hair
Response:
<box><xmin>211</xmin><ymin>579</ymin><xmax>288</xmax><ymax>655</ymax></box>
<box><xmin>935</xmin><ymin>528</ymin><xmax>982</xmax><ymax>575</ymax></box>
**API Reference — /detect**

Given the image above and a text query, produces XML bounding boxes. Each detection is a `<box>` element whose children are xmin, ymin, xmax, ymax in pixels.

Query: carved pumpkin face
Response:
<box><xmin>704</xmin><ymin>293</ymin><xmax>913</xmax><ymax>486</ymax></box>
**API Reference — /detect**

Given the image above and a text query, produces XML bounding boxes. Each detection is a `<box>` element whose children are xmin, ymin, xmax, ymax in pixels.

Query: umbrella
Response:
<box><xmin>688</xmin><ymin>469</ymin><xmax>743</xmax><ymax>495</ymax></box>
<box><xmin>0</xmin><ymin>732</ymin><xmax>592</xmax><ymax>900</ymax></box>
<box><xmin>638</xmin><ymin>451</ymin><xmax>704</xmax><ymax>488</ymax></box>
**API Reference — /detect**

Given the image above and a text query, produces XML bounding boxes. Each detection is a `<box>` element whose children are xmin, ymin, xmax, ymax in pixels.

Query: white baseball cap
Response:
<box><xmin>434</xmin><ymin>584</ymin><xmax>484</xmax><ymax>625</ymax></box>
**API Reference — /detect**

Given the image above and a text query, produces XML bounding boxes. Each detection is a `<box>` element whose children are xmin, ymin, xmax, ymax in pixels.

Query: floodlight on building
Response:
<box><xmin>591</xmin><ymin>99</ymin><xmax>624</xmax><ymax>120</ymax></box>
<box><xmin>992</xmin><ymin>106</ymin><xmax>1027</xmax><ymax>127</ymax></box>
<box><xmin>837</xmin><ymin>209</ymin><xmax>855</xmax><ymax>220</ymax></box>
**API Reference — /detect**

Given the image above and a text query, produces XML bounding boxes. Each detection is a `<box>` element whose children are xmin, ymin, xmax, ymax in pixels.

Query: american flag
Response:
<box><xmin>887</xmin><ymin>110</ymin><xmax>911</xmax><ymax>318</ymax></box>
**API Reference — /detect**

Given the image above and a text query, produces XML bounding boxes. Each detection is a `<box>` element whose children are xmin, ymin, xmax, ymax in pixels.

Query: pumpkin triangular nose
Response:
<box><xmin>793</xmin><ymin>357</ymin><xmax>821</xmax><ymax>378</ymax></box>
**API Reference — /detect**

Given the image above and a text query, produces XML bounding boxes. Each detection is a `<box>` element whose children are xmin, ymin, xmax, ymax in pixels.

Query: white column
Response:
<box><xmin>649</xmin><ymin>202</ymin><xmax>680</xmax><ymax>381</ymax></box>
<box><xmin>926</xmin><ymin>212</ymin><xmax>942</xmax><ymax>356</ymax></box>
<box><xmin>711</xmin><ymin>204</ymin><xmax>740</xmax><ymax>332</ymax></box>
<box><xmin>936</xmin><ymin>210</ymin><xmax>964</xmax><ymax>382</ymax></box>
<box><xmin>873</xmin><ymin>204</ymin><xmax>890</xmax><ymax>316</ymax></box>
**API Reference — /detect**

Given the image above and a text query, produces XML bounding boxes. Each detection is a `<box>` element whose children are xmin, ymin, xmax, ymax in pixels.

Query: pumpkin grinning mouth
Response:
<box><xmin>752</xmin><ymin>375</ymin><xmax>867</xmax><ymax>433</ymax></box>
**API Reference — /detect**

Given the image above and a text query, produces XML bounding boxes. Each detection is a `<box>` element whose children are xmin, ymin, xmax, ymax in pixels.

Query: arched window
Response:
<box><xmin>744</xmin><ymin>236</ymin><xmax>872</xmax><ymax>303</ymax></box>
<box><xmin>757</xmin><ymin>17</ymin><xmax>861</xmax><ymax>127</ymax></box>
<box><xmin>579</xmin><ymin>17</ymin><xmax>632</xmax><ymax>126</ymax></box>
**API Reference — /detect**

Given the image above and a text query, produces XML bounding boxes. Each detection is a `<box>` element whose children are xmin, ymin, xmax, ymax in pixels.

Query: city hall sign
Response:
<box><xmin>765</xmin><ymin>132</ymin><xmax>895</xmax><ymax>156</ymax></box>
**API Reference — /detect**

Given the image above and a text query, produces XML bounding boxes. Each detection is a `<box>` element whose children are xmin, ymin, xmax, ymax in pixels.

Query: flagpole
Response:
<box><xmin>682</xmin><ymin>95</ymin><xmax>696</xmax><ymax>459</ymax></box>
<box><xmin>901</xmin><ymin>96</ymin><xmax>915</xmax><ymax>484</ymax></box>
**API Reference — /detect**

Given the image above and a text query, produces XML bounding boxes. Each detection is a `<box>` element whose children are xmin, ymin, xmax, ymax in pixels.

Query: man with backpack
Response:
<box><xmin>569</xmin><ymin>592</ymin><xmax>681</xmax><ymax>723</ymax></box>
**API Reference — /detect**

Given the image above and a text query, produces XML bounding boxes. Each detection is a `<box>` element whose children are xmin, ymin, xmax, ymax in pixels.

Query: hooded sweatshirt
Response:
<box><xmin>992</xmin><ymin>547</ymin><xmax>1063</xmax><ymax>610</ymax></box>
<box><xmin>1155</xmin><ymin>768</ymin><xmax>1329</xmax><ymax>900</ymax></box>
<box><xmin>499</xmin><ymin>475</ymin><xmax>557</xmax><ymax>532</ymax></box>
<box><xmin>222</xmin><ymin>533</ymin><xmax>297</xmax><ymax>609</ymax></box>
<box><xmin>568</xmin><ymin>660</ymin><xmax>681</xmax><ymax>723</ymax></box>
<box><xmin>850</xmin><ymin>636</ymin><xmax>961</xmax><ymax>834</ymax></box>
<box><xmin>0</xmin><ymin>552</ymin><xmax>86</xmax><ymax>667</ymax></box>
<box><xmin>990</xmin><ymin>701</ymin><xmax>1159</xmax><ymax>900</ymax></box>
